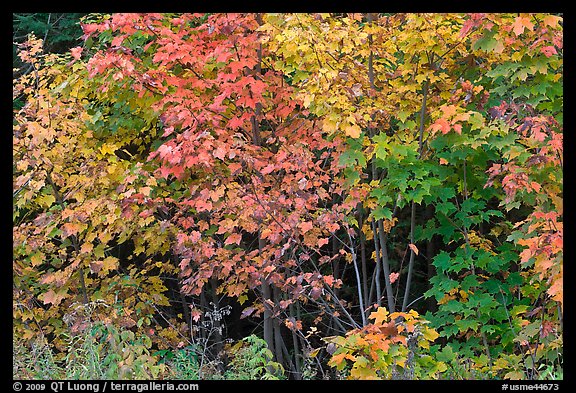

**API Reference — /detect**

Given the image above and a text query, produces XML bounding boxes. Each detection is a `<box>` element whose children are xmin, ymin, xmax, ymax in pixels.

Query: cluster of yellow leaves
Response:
<box><xmin>13</xmin><ymin>37</ymin><xmax>176</xmax><ymax>349</ymax></box>
<box><xmin>325</xmin><ymin>307</ymin><xmax>446</xmax><ymax>379</ymax></box>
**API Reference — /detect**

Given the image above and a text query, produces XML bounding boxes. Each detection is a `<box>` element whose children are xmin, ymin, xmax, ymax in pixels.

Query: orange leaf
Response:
<box><xmin>512</xmin><ymin>16</ymin><xmax>534</xmax><ymax>36</ymax></box>
<box><xmin>40</xmin><ymin>289</ymin><xmax>67</xmax><ymax>306</ymax></box>
<box><xmin>344</xmin><ymin>123</ymin><xmax>362</xmax><ymax>138</ymax></box>
<box><xmin>408</xmin><ymin>243</ymin><xmax>419</xmax><ymax>255</ymax></box>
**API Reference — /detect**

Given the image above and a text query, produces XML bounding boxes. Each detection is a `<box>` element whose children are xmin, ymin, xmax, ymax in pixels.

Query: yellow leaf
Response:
<box><xmin>350</xmin><ymin>361</ymin><xmax>379</xmax><ymax>379</ymax></box>
<box><xmin>99</xmin><ymin>143</ymin><xmax>118</xmax><ymax>156</ymax></box>
<box><xmin>419</xmin><ymin>339</ymin><xmax>430</xmax><ymax>349</ymax></box>
<box><xmin>36</xmin><ymin>193</ymin><xmax>56</xmax><ymax>208</ymax></box>
<box><xmin>543</xmin><ymin>15</ymin><xmax>562</xmax><ymax>29</ymax></box>
<box><xmin>369</xmin><ymin>307</ymin><xmax>389</xmax><ymax>325</ymax></box>
<box><xmin>504</xmin><ymin>370</ymin><xmax>525</xmax><ymax>379</ymax></box>
<box><xmin>323</xmin><ymin>118</ymin><xmax>338</xmax><ymax>133</ymax></box>
<box><xmin>30</xmin><ymin>253</ymin><xmax>44</xmax><ymax>267</ymax></box>
<box><xmin>422</xmin><ymin>327</ymin><xmax>439</xmax><ymax>341</ymax></box>
<box><xmin>238</xmin><ymin>294</ymin><xmax>248</xmax><ymax>305</ymax></box>
<box><xmin>102</xmin><ymin>256</ymin><xmax>119</xmax><ymax>274</ymax></box>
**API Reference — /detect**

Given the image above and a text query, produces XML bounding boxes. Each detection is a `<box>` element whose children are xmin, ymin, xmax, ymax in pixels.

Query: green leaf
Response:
<box><xmin>432</xmin><ymin>252</ymin><xmax>451</xmax><ymax>272</ymax></box>
<box><xmin>372</xmin><ymin>207</ymin><xmax>393</xmax><ymax>221</ymax></box>
<box><xmin>455</xmin><ymin>319</ymin><xmax>479</xmax><ymax>333</ymax></box>
<box><xmin>461</xmin><ymin>274</ymin><xmax>479</xmax><ymax>291</ymax></box>
<box><xmin>435</xmin><ymin>346</ymin><xmax>456</xmax><ymax>363</ymax></box>
<box><xmin>442</xmin><ymin>299</ymin><xmax>464</xmax><ymax>313</ymax></box>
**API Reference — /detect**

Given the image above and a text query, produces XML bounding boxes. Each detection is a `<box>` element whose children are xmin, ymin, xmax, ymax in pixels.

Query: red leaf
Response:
<box><xmin>70</xmin><ymin>46</ymin><xmax>83</xmax><ymax>60</ymax></box>
<box><xmin>228</xmin><ymin>162</ymin><xmax>242</xmax><ymax>174</ymax></box>
<box><xmin>225</xmin><ymin>233</ymin><xmax>242</xmax><ymax>246</ymax></box>
<box><xmin>299</xmin><ymin>221</ymin><xmax>314</xmax><ymax>234</ymax></box>
<box><xmin>228</xmin><ymin>116</ymin><xmax>245</xmax><ymax>129</ymax></box>
<box><xmin>541</xmin><ymin>46</ymin><xmax>557</xmax><ymax>58</ymax></box>
<box><xmin>430</xmin><ymin>118</ymin><xmax>451</xmax><ymax>134</ymax></box>
<box><xmin>196</xmin><ymin>199</ymin><xmax>213</xmax><ymax>212</ymax></box>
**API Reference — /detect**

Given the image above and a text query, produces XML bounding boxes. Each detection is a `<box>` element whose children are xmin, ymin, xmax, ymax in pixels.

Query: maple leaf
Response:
<box><xmin>61</xmin><ymin>222</ymin><xmax>86</xmax><ymax>238</ymax></box>
<box><xmin>543</xmin><ymin>15</ymin><xmax>562</xmax><ymax>29</ymax></box>
<box><xmin>298</xmin><ymin>221</ymin><xmax>314</xmax><ymax>235</ymax></box>
<box><xmin>260</xmin><ymin>164</ymin><xmax>275</xmax><ymax>175</ymax></box>
<box><xmin>511</xmin><ymin>16</ymin><xmax>534</xmax><ymax>36</ymax></box>
<box><xmin>430</xmin><ymin>118</ymin><xmax>451</xmax><ymax>134</ymax></box>
<box><xmin>30</xmin><ymin>253</ymin><xmax>44</xmax><ymax>267</ymax></box>
<box><xmin>190</xmin><ymin>231</ymin><xmax>202</xmax><ymax>243</ymax></box>
<box><xmin>40</xmin><ymin>289</ymin><xmax>67</xmax><ymax>306</ymax></box>
<box><xmin>101</xmin><ymin>256</ymin><xmax>119</xmax><ymax>274</ymax></box>
<box><xmin>441</xmin><ymin>105</ymin><xmax>458</xmax><ymax>118</ymax></box>
<box><xmin>240</xmin><ymin>306</ymin><xmax>257</xmax><ymax>319</ymax></box>
<box><xmin>330</xmin><ymin>352</ymin><xmax>356</xmax><ymax>367</ymax></box>
<box><xmin>369</xmin><ymin>307</ymin><xmax>389</xmax><ymax>326</ymax></box>
<box><xmin>540</xmin><ymin>320</ymin><xmax>556</xmax><ymax>338</ymax></box>
<box><xmin>408</xmin><ymin>243</ymin><xmax>419</xmax><ymax>255</ymax></box>
<box><xmin>213</xmin><ymin>146</ymin><xmax>227</xmax><ymax>160</ymax></box>
<box><xmin>228</xmin><ymin>162</ymin><xmax>243</xmax><ymax>174</ymax></box>
<box><xmin>541</xmin><ymin>46</ymin><xmax>558</xmax><ymax>58</ymax></box>
<box><xmin>190</xmin><ymin>308</ymin><xmax>202</xmax><ymax>322</ymax></box>
<box><xmin>228</xmin><ymin>116</ymin><xmax>245</xmax><ymax>129</ymax></box>
<box><xmin>389</xmin><ymin>272</ymin><xmax>399</xmax><ymax>284</ymax></box>
<box><xmin>422</xmin><ymin>327</ymin><xmax>440</xmax><ymax>341</ymax></box>
<box><xmin>224</xmin><ymin>233</ymin><xmax>242</xmax><ymax>246</ymax></box>
<box><xmin>548</xmin><ymin>278</ymin><xmax>563</xmax><ymax>306</ymax></box>
<box><xmin>344</xmin><ymin>123</ymin><xmax>362</xmax><ymax>139</ymax></box>
<box><xmin>196</xmin><ymin>199</ymin><xmax>213</xmax><ymax>212</ymax></box>
<box><xmin>70</xmin><ymin>46</ymin><xmax>83</xmax><ymax>61</ymax></box>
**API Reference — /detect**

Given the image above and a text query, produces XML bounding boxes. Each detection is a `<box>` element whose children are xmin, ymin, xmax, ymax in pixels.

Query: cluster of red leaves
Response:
<box><xmin>84</xmin><ymin>13</ymin><xmax>356</xmax><ymax>314</ymax></box>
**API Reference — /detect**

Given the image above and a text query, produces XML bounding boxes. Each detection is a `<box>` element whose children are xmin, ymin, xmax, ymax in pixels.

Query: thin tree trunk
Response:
<box><xmin>199</xmin><ymin>288</ymin><xmax>208</xmax><ymax>343</ymax></box>
<box><xmin>377</xmin><ymin>220</ymin><xmax>396</xmax><ymax>312</ymax></box>
<box><xmin>289</xmin><ymin>302</ymin><xmax>302</xmax><ymax>380</ymax></box>
<box><xmin>358</xmin><ymin>206</ymin><xmax>369</xmax><ymax>311</ymax></box>
<box><xmin>260</xmin><ymin>236</ymin><xmax>275</xmax><ymax>359</ymax></box>
<box><xmin>402</xmin><ymin>201</ymin><xmax>417</xmax><ymax>311</ymax></box>
<box><xmin>273</xmin><ymin>286</ymin><xmax>285</xmax><ymax>365</ymax></box>
<box><xmin>370</xmin><ymin>220</ymin><xmax>382</xmax><ymax>306</ymax></box>
<box><xmin>347</xmin><ymin>230</ymin><xmax>366</xmax><ymax>326</ymax></box>
<box><xmin>401</xmin><ymin>80</ymin><xmax>429</xmax><ymax>311</ymax></box>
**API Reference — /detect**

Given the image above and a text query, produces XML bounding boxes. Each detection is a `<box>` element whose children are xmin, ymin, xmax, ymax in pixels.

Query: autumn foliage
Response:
<box><xmin>13</xmin><ymin>13</ymin><xmax>562</xmax><ymax>380</ymax></box>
